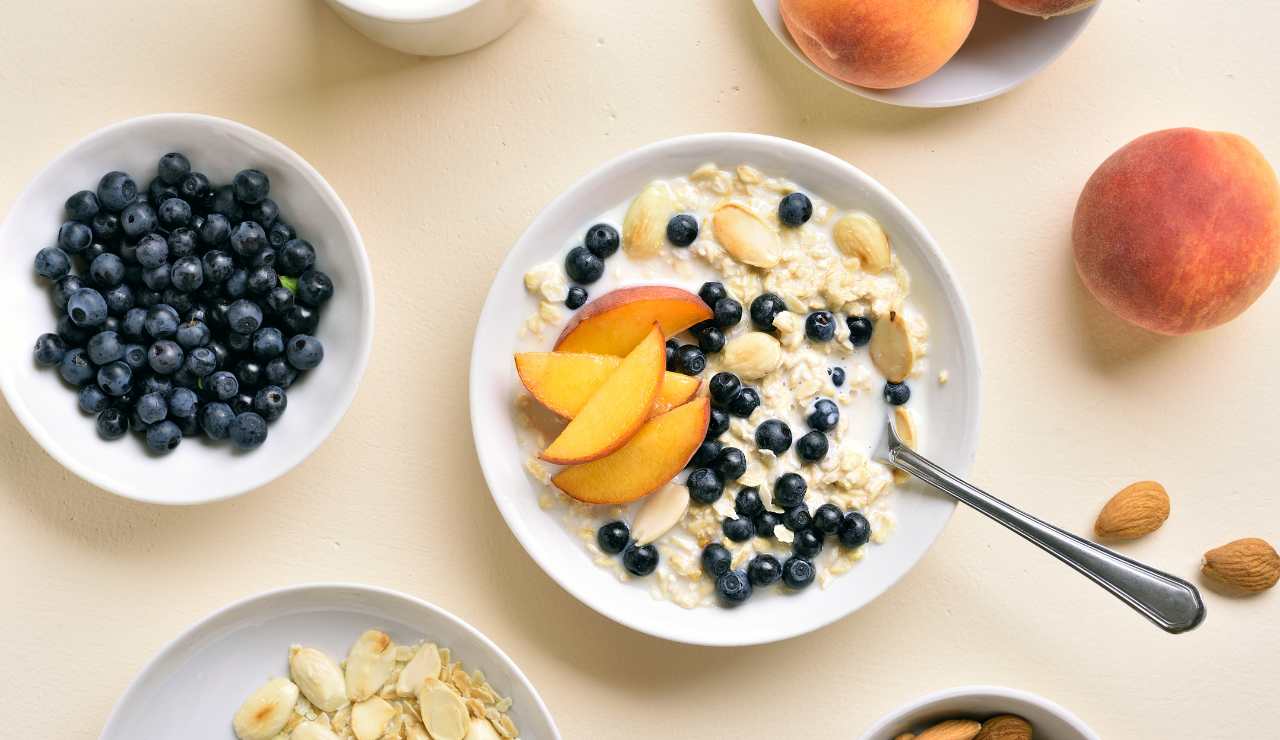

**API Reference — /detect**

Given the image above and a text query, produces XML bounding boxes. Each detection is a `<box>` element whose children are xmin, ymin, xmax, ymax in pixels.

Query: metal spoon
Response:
<box><xmin>875</xmin><ymin>415</ymin><xmax>1206</xmax><ymax>633</ymax></box>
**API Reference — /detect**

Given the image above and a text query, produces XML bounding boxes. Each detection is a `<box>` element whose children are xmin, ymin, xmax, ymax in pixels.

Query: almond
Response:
<box><xmin>713</xmin><ymin>203</ymin><xmax>781</xmax><ymax>268</ymax></box>
<box><xmin>722</xmin><ymin>331</ymin><xmax>782</xmax><ymax>379</ymax></box>
<box><xmin>917</xmin><ymin>719</ymin><xmax>982</xmax><ymax>740</ymax></box>
<box><xmin>631</xmin><ymin>482</ymin><xmax>689</xmax><ymax>544</ymax></box>
<box><xmin>833</xmin><ymin>212</ymin><xmax>891</xmax><ymax>272</ymax></box>
<box><xmin>1093</xmin><ymin>481</ymin><xmax>1170</xmax><ymax>540</ymax></box>
<box><xmin>975</xmin><ymin>714</ymin><xmax>1033</xmax><ymax>740</ymax></box>
<box><xmin>1202</xmin><ymin>537</ymin><xmax>1280</xmax><ymax>593</ymax></box>
<box><xmin>622</xmin><ymin>182</ymin><xmax>675</xmax><ymax>258</ymax></box>
<box><xmin>892</xmin><ymin>406</ymin><xmax>917</xmax><ymax>484</ymax></box>
<box><xmin>869</xmin><ymin>310</ymin><xmax>916</xmax><ymax>383</ymax></box>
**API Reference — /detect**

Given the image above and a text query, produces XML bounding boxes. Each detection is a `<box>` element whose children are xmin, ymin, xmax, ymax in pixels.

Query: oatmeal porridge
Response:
<box><xmin>512</xmin><ymin>163</ymin><xmax>936</xmax><ymax>608</ymax></box>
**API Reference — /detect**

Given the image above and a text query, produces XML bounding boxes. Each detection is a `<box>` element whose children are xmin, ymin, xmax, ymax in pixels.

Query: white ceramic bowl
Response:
<box><xmin>860</xmin><ymin>685</ymin><xmax>1101</xmax><ymax>739</ymax></box>
<box><xmin>99</xmin><ymin>583</ymin><xmax>560</xmax><ymax>739</ymax></box>
<box><xmin>752</xmin><ymin>0</ymin><xmax>1099</xmax><ymax>108</ymax></box>
<box><xmin>470</xmin><ymin>133</ymin><xmax>981</xmax><ymax>645</ymax></box>
<box><xmin>325</xmin><ymin>0</ymin><xmax>526</xmax><ymax>56</ymax></box>
<box><xmin>0</xmin><ymin>113</ymin><xmax>374</xmax><ymax>505</ymax></box>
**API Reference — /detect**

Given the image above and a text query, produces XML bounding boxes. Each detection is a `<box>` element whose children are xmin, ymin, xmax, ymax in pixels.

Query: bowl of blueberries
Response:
<box><xmin>0</xmin><ymin>113</ymin><xmax>373</xmax><ymax>504</ymax></box>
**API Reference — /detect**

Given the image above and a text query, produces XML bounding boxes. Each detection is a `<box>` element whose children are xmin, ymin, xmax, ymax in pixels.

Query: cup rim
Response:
<box><xmin>328</xmin><ymin>0</ymin><xmax>484</xmax><ymax>24</ymax></box>
<box><xmin>858</xmin><ymin>684</ymin><xmax>1102</xmax><ymax>740</ymax></box>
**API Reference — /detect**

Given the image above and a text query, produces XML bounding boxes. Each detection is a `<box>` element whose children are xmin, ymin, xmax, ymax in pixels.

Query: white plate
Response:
<box><xmin>752</xmin><ymin>0</ymin><xmax>1099</xmax><ymax>108</ymax></box>
<box><xmin>860</xmin><ymin>685</ymin><xmax>1100</xmax><ymax>739</ymax></box>
<box><xmin>469</xmin><ymin>133</ymin><xmax>981</xmax><ymax>645</ymax></box>
<box><xmin>99</xmin><ymin>583</ymin><xmax>560</xmax><ymax>739</ymax></box>
<box><xmin>0</xmin><ymin>113</ymin><xmax>374</xmax><ymax>505</ymax></box>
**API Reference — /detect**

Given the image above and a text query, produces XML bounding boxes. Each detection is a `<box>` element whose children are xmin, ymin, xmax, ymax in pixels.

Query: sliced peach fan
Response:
<box><xmin>515</xmin><ymin>351</ymin><xmax>699</xmax><ymax>419</ymax></box>
<box><xmin>554</xmin><ymin>285</ymin><xmax>711</xmax><ymax>356</ymax></box>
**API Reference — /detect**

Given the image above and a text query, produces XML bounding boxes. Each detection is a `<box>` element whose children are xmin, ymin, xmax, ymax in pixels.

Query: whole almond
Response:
<box><xmin>713</xmin><ymin>203</ymin><xmax>781</xmax><ymax>268</ymax></box>
<box><xmin>975</xmin><ymin>714</ymin><xmax>1033</xmax><ymax>740</ymax></box>
<box><xmin>622</xmin><ymin>182</ymin><xmax>675</xmax><ymax>258</ymax></box>
<box><xmin>833</xmin><ymin>212</ymin><xmax>892</xmax><ymax>272</ymax></box>
<box><xmin>917</xmin><ymin>719</ymin><xmax>981</xmax><ymax>740</ymax></box>
<box><xmin>1202</xmin><ymin>537</ymin><xmax>1280</xmax><ymax>593</ymax></box>
<box><xmin>869</xmin><ymin>310</ymin><xmax>916</xmax><ymax>383</ymax></box>
<box><xmin>1094</xmin><ymin>481</ymin><xmax>1169</xmax><ymax>540</ymax></box>
<box><xmin>722</xmin><ymin>331</ymin><xmax>782</xmax><ymax>380</ymax></box>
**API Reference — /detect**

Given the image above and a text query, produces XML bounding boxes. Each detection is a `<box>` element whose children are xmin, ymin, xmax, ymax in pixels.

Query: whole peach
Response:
<box><xmin>779</xmin><ymin>0</ymin><xmax>978</xmax><ymax>90</ymax></box>
<box><xmin>990</xmin><ymin>0</ymin><xmax>1095</xmax><ymax>17</ymax></box>
<box><xmin>1073</xmin><ymin>128</ymin><xmax>1280</xmax><ymax>335</ymax></box>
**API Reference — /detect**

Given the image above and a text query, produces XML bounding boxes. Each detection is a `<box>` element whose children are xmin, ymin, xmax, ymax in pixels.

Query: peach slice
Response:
<box><xmin>553</xmin><ymin>398</ymin><xmax>710</xmax><ymax>504</ymax></box>
<box><xmin>554</xmin><ymin>286</ymin><xmax>712</xmax><ymax>356</ymax></box>
<box><xmin>515</xmin><ymin>352</ymin><xmax>699</xmax><ymax>419</ymax></box>
<box><xmin>539</xmin><ymin>325</ymin><xmax>665</xmax><ymax>465</ymax></box>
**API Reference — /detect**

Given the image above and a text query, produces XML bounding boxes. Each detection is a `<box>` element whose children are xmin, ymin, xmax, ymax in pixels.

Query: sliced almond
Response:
<box><xmin>396</xmin><ymin>643</ymin><xmax>443</xmax><ymax>697</ymax></box>
<box><xmin>233</xmin><ymin>678</ymin><xmax>300</xmax><ymax>740</ymax></box>
<box><xmin>345</xmin><ymin>630</ymin><xmax>397</xmax><ymax>702</ymax></box>
<box><xmin>1202</xmin><ymin>537</ymin><xmax>1280</xmax><ymax>593</ymax></box>
<box><xmin>418</xmin><ymin>679</ymin><xmax>470</xmax><ymax>740</ymax></box>
<box><xmin>350</xmin><ymin>697</ymin><xmax>396</xmax><ymax>740</ymax></box>
<box><xmin>290</xmin><ymin>721</ymin><xmax>340</xmax><ymax>740</ymax></box>
<box><xmin>289</xmin><ymin>646</ymin><xmax>347</xmax><ymax>713</ymax></box>
<box><xmin>917</xmin><ymin>719</ymin><xmax>982</xmax><ymax>740</ymax></box>
<box><xmin>631</xmin><ymin>482</ymin><xmax>689</xmax><ymax>544</ymax></box>
<box><xmin>722</xmin><ymin>331</ymin><xmax>782</xmax><ymax>380</ymax></box>
<box><xmin>869</xmin><ymin>310</ymin><xmax>915</xmax><ymax>383</ymax></box>
<box><xmin>468</xmin><ymin>717</ymin><xmax>504</xmax><ymax>740</ymax></box>
<box><xmin>1093</xmin><ymin>481</ymin><xmax>1170</xmax><ymax>540</ymax></box>
<box><xmin>974</xmin><ymin>714</ymin><xmax>1033</xmax><ymax>740</ymax></box>
<box><xmin>622</xmin><ymin>182</ymin><xmax>675</xmax><ymax>258</ymax></box>
<box><xmin>892</xmin><ymin>406</ymin><xmax>918</xmax><ymax>484</ymax></box>
<box><xmin>833</xmin><ymin>212</ymin><xmax>891</xmax><ymax>272</ymax></box>
<box><xmin>713</xmin><ymin>203</ymin><xmax>781</xmax><ymax>268</ymax></box>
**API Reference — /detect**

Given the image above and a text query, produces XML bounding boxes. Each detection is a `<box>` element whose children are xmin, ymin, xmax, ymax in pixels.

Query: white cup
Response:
<box><xmin>325</xmin><ymin>0</ymin><xmax>526</xmax><ymax>56</ymax></box>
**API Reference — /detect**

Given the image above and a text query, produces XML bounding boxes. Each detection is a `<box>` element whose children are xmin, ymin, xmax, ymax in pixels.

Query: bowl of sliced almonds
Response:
<box><xmin>860</xmin><ymin>685</ymin><xmax>1099</xmax><ymax>740</ymax></box>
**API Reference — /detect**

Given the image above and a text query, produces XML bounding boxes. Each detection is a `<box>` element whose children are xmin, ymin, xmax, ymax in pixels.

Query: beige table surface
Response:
<box><xmin>2</xmin><ymin>1</ymin><xmax>1278</xmax><ymax>738</ymax></box>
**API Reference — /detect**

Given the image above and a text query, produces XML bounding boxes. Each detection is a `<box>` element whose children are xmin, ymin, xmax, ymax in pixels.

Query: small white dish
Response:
<box><xmin>860</xmin><ymin>685</ymin><xmax>1101</xmax><ymax>739</ymax></box>
<box><xmin>752</xmin><ymin>0</ymin><xmax>1099</xmax><ymax>108</ymax></box>
<box><xmin>0</xmin><ymin>113</ymin><xmax>374</xmax><ymax>505</ymax></box>
<box><xmin>325</xmin><ymin>0</ymin><xmax>526</xmax><ymax>57</ymax></box>
<box><xmin>469</xmin><ymin>133</ymin><xmax>981</xmax><ymax>645</ymax></box>
<box><xmin>99</xmin><ymin>583</ymin><xmax>560</xmax><ymax>739</ymax></box>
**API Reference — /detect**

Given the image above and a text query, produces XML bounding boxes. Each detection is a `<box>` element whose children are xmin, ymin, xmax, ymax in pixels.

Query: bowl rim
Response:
<box><xmin>750</xmin><ymin>0</ymin><xmax>1100</xmax><ymax>108</ymax></box>
<box><xmin>97</xmin><ymin>581</ymin><xmax>562</xmax><ymax>740</ymax></box>
<box><xmin>858</xmin><ymin>684</ymin><xmax>1102</xmax><ymax>739</ymax></box>
<box><xmin>468</xmin><ymin>131</ymin><xmax>983</xmax><ymax>645</ymax></box>
<box><xmin>327</xmin><ymin>0</ymin><xmax>485</xmax><ymax>23</ymax></box>
<box><xmin>0</xmin><ymin>112</ymin><xmax>375</xmax><ymax>506</ymax></box>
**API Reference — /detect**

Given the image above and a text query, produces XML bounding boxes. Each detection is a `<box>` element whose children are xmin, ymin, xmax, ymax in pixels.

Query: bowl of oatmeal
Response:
<box><xmin>470</xmin><ymin>133</ymin><xmax>980</xmax><ymax>645</ymax></box>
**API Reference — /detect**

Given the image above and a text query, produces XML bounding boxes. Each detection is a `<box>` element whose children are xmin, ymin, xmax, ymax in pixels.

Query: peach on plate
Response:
<box><xmin>554</xmin><ymin>285</ymin><xmax>712</xmax><ymax>355</ymax></box>
<box><xmin>989</xmin><ymin>0</ymin><xmax>1095</xmax><ymax>18</ymax></box>
<box><xmin>1073</xmin><ymin>128</ymin><xmax>1280</xmax><ymax>335</ymax></box>
<box><xmin>515</xmin><ymin>352</ymin><xmax>699</xmax><ymax>419</ymax></box>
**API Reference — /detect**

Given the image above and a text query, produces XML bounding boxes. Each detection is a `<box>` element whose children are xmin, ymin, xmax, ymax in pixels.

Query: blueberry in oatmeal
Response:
<box><xmin>622</xmin><ymin>543</ymin><xmax>659</xmax><ymax>576</ymax></box>
<box><xmin>664</xmin><ymin>338</ymin><xmax>680</xmax><ymax>371</ymax></box>
<box><xmin>701</xmin><ymin>543</ymin><xmax>732</xmax><ymax>578</ymax></box>
<box><xmin>691</xmin><ymin>440</ymin><xmax>722</xmax><ymax>468</ymax></box>
<box><xmin>812</xmin><ymin>503</ymin><xmax>843</xmax><ymax>535</ymax></box>
<box><xmin>782</xmin><ymin>557</ymin><xmax>815</xmax><ymax>590</ymax></box>
<box><xmin>597</xmin><ymin>521</ymin><xmax>631</xmax><ymax>555</ymax></box>
<box><xmin>782</xmin><ymin>505</ymin><xmax>812</xmax><ymax>533</ymax></box>
<box><xmin>706</xmin><ymin>407</ymin><xmax>730</xmax><ymax>439</ymax></box>
<box><xmin>687</xmin><ymin>467</ymin><xmax>723</xmax><ymax>505</ymax></box>
<box><xmin>777</xmin><ymin>192</ymin><xmax>813</xmax><ymax>226</ymax></box>
<box><xmin>793</xmin><ymin>529</ymin><xmax>824</xmax><ymax>559</ymax></box>
<box><xmin>753</xmin><ymin>510</ymin><xmax>781</xmax><ymax>539</ymax></box>
<box><xmin>846</xmin><ymin>315</ymin><xmax>873</xmax><ymax>346</ymax></box>
<box><xmin>755</xmin><ymin>418</ymin><xmax>792</xmax><ymax>454</ymax></box>
<box><xmin>722</xmin><ymin>516</ymin><xmax>755</xmax><ymax>542</ymax></box>
<box><xmin>708</xmin><ymin>371</ymin><xmax>741</xmax><ymax>406</ymax></box>
<box><xmin>884</xmin><ymin>381</ymin><xmax>911</xmax><ymax>406</ymax></box>
<box><xmin>734</xmin><ymin>486</ymin><xmax>764</xmax><ymax>518</ymax></box>
<box><xmin>584</xmin><ymin>222</ymin><xmax>620</xmax><ymax>258</ymax></box>
<box><xmin>727</xmin><ymin>386</ymin><xmax>760</xmax><ymax>417</ymax></box>
<box><xmin>749</xmin><ymin>292</ymin><xmax>786</xmax><ymax>331</ymax></box>
<box><xmin>676</xmin><ymin>344</ymin><xmax>706</xmax><ymax>375</ymax></box>
<box><xmin>747</xmin><ymin>554</ymin><xmax>782</xmax><ymax>587</ymax></box>
<box><xmin>695</xmin><ymin>325</ymin><xmax>725</xmax><ymax>354</ymax></box>
<box><xmin>774</xmin><ymin>472</ymin><xmax>807</xmax><ymax>509</ymax></box>
<box><xmin>665</xmin><ymin>213</ymin><xmax>698</xmax><ymax>247</ymax></box>
<box><xmin>712</xmin><ymin>297</ymin><xmax>742</xmax><ymax>328</ymax></box>
<box><xmin>805</xmin><ymin>310</ymin><xmax>836</xmax><ymax>341</ymax></box>
<box><xmin>828</xmin><ymin>365</ymin><xmax>846</xmax><ymax>387</ymax></box>
<box><xmin>807</xmin><ymin>398</ymin><xmax>839</xmax><ymax>431</ymax></box>
<box><xmin>796</xmin><ymin>430</ymin><xmax>829</xmax><ymax>462</ymax></box>
<box><xmin>717</xmin><ymin>570</ymin><xmax>752</xmax><ymax>604</ymax></box>
<box><xmin>565</xmin><ymin>286</ymin><xmax>588</xmax><ymax>310</ymax></box>
<box><xmin>713</xmin><ymin>446</ymin><xmax>747</xmax><ymax>481</ymax></box>
<box><xmin>839</xmin><ymin>511</ymin><xmax>872</xmax><ymax>549</ymax></box>
<box><xmin>698</xmin><ymin>280</ymin><xmax>727</xmax><ymax>308</ymax></box>
<box><xmin>564</xmin><ymin>245</ymin><xmax>604</xmax><ymax>284</ymax></box>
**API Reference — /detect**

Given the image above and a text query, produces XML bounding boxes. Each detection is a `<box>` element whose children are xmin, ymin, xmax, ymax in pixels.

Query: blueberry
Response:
<box><xmin>716</xmin><ymin>570</ymin><xmax>752</xmax><ymax>604</ymax></box>
<box><xmin>122</xmin><ymin>343</ymin><xmax>147</xmax><ymax>370</ymax></box>
<box><xmin>282</xmin><ymin>305</ymin><xmax>318</xmax><ymax>335</ymax></box>
<box><xmin>58</xmin><ymin>221</ymin><xmax>93</xmax><ymax>253</ymax></box>
<box><xmin>712</xmin><ymin>297</ymin><xmax>742</xmax><ymax>328</ymax></box>
<box><xmin>167</xmin><ymin>387</ymin><xmax>198</xmax><ymax>418</ymax></box>
<box><xmin>687</xmin><ymin>467</ymin><xmax>723</xmax><ymax>505</ymax></box>
<box><xmin>148</xmin><ymin>340</ymin><xmax>183</xmax><ymax>375</ymax></box>
<box><xmin>596</xmin><ymin>521</ymin><xmax>630</xmax><ymax>555</ymax></box>
<box><xmin>161</xmin><ymin>287</ymin><xmax>194</xmax><ymax>315</ymax></box>
<box><xmin>665</xmin><ymin>214</ymin><xmax>698</xmax><ymax>247</ymax></box>
<box><xmin>264</xmin><ymin>286</ymin><xmax>295</xmax><ymax>316</ymax></box>
<box><xmin>169</xmin><ymin>256</ymin><xmax>204</xmax><ymax>293</ymax></box>
<box><xmin>782</xmin><ymin>506</ymin><xmax>812</xmax><ymax>533</ymax></box>
<box><xmin>268</xmin><ymin>221</ymin><xmax>296</xmax><ymax>249</ymax></box>
<box><xmin>229</xmin><ymin>411</ymin><xmax>269</xmax><ymax>450</ymax></box>
<box><xmin>253</xmin><ymin>385</ymin><xmax>287</xmax><ymax>421</ymax></box>
<box><xmin>726</xmin><ymin>387</ymin><xmax>760</xmax><ymax>418</ymax></box>
<box><xmin>706</xmin><ymin>407</ymin><xmax>730</xmax><ymax>440</ymax></box>
<box><xmin>67</xmin><ymin>288</ymin><xmax>108</xmax><ymax>327</ymax></box>
<box><xmin>141</xmin><ymin>264</ymin><xmax>171</xmax><ymax>292</ymax></box>
<box><xmin>35</xmin><ymin>247</ymin><xmax>71</xmax><ymax>280</ymax></box>
<box><xmin>96</xmin><ymin>407</ymin><xmax>128</xmax><ymax>440</ymax></box>
<box><xmin>157</xmin><ymin>197</ymin><xmax>192</xmax><ymax>230</ymax></box>
<box><xmin>66</xmin><ymin>190</ymin><xmax>100</xmax><ymax>223</ymax></box>
<box><xmin>690</xmin><ymin>440</ymin><xmax>722</xmax><ymax>468</ymax></box>
<box><xmin>278</xmin><ymin>239</ymin><xmax>315</xmax><ymax>276</ymax></box>
<box><xmin>230</xmin><ymin>221</ymin><xmax>267</xmax><ymax>257</ymax></box>
<box><xmin>175</xmin><ymin>320</ymin><xmax>210</xmax><ymax>350</ymax></box>
<box><xmin>778</xmin><ymin>192</ymin><xmax>812</xmax><ymax>226</ymax></box>
<box><xmin>565</xmin><ymin>286</ymin><xmax>588</xmax><ymax>310</ymax></box>
<box><xmin>829</xmin><ymin>366</ymin><xmax>846</xmax><ymax>387</ymax></box>
<box><xmin>233</xmin><ymin>169</ymin><xmax>270</xmax><ymax>204</ymax></box>
<box><xmin>87</xmin><ymin>330</ymin><xmax>124</xmax><ymax>364</ymax></box>
<box><xmin>749</xmin><ymin>292</ymin><xmax>786</xmax><ymax>331</ymax></box>
<box><xmin>206</xmin><ymin>370</ymin><xmax>239</xmax><ymax>401</ymax></box>
<box><xmin>735</xmin><ymin>486</ymin><xmax>764</xmax><ymax>518</ymax></box>
<box><xmin>91</xmin><ymin>212</ymin><xmax>121</xmax><ymax>243</ymax></box>
<box><xmin>52</xmin><ymin>275</ymin><xmax>84</xmax><ymax>310</ymax></box>
<box><xmin>296</xmin><ymin>269</ymin><xmax>333</xmax><ymax>306</ymax></box>
<box><xmin>247</xmin><ymin>198</ymin><xmax>279</xmax><ymax>229</ymax></box>
<box><xmin>676</xmin><ymin>344</ymin><xmax>705</xmax><ymax>375</ymax></box>
<box><xmin>621</xmin><ymin>543</ymin><xmax>659</xmax><ymax>576</ymax></box>
<box><xmin>796</xmin><ymin>430</ymin><xmax>829</xmax><ymax>462</ymax></box>
<box><xmin>158</xmin><ymin>152</ymin><xmax>190</xmax><ymax>184</ymax></box>
<box><xmin>135</xmin><ymin>392</ymin><xmax>168</xmax><ymax>424</ymax></box>
<box><xmin>708</xmin><ymin>372</ymin><xmax>741</xmax><ymax>406</ymax></box>
<box><xmin>701</xmin><ymin>543</ymin><xmax>732</xmax><ymax>578</ymax></box>
<box><xmin>698</xmin><ymin>281</ymin><xmax>727</xmax><ymax>308</ymax></box>
<box><xmin>813</xmin><ymin>504</ymin><xmax>843</xmax><ymax>535</ymax></box>
<box><xmin>106</xmin><ymin>285</ymin><xmax>137</xmax><ymax>320</ymax></box>
<box><xmin>232</xmin><ymin>392</ymin><xmax>255</xmax><ymax>415</ymax></box>
<box><xmin>228</xmin><ymin>330</ymin><xmax>251</xmax><ymax>353</ymax></box>
<box><xmin>286</xmin><ymin>334</ymin><xmax>324</xmax><ymax>370</ymax></box>
<box><xmin>805</xmin><ymin>310</ymin><xmax>835</xmax><ymax>341</ymax></box>
<box><xmin>584</xmin><ymin>223</ymin><xmax>620</xmax><ymax>258</ymax></box>
<box><xmin>846</xmin><ymin>315</ymin><xmax>873</xmax><ymax>346</ymax></box>
<box><xmin>199</xmin><ymin>212</ymin><xmax>231</xmax><ymax>246</ymax></box>
<box><xmin>722</xmin><ymin>516</ymin><xmax>755</xmax><ymax>542</ymax></box>
<box><xmin>145</xmin><ymin>420</ymin><xmax>183</xmax><ymax>454</ymax></box>
<box><xmin>33</xmin><ymin>333</ymin><xmax>66</xmax><ymax>365</ymax></box>
<box><xmin>121</xmin><ymin>308</ymin><xmax>147</xmax><ymax>340</ymax></box>
<box><xmin>78</xmin><ymin>384</ymin><xmax>110</xmax><ymax>413</ymax></box>
<box><xmin>755</xmin><ymin>419</ymin><xmax>792</xmax><ymax>454</ymax></box>
<box><xmin>782</xmin><ymin>557</ymin><xmax>815</xmax><ymax>589</ymax></box>
<box><xmin>264</xmin><ymin>357</ymin><xmax>298</xmax><ymax>388</ymax></box>
<box><xmin>251</xmin><ymin>327</ymin><xmax>285</xmax><ymax>359</ymax></box>
<box><xmin>184</xmin><ymin>347</ymin><xmax>217</xmax><ymax>377</ymax></box>
<box><xmin>144</xmin><ymin>304</ymin><xmax>180</xmax><ymax>339</ymax></box>
<box><xmin>58</xmin><ymin>348</ymin><xmax>94</xmax><ymax>385</ymax></box>
<box><xmin>57</xmin><ymin>314</ymin><xmax>92</xmax><ymax>345</ymax></box>
<box><xmin>748</xmin><ymin>554</ymin><xmax>782</xmax><ymax>587</ymax></box>
<box><xmin>696</xmin><ymin>325</ymin><xmax>724</xmax><ymax>354</ymax></box>
<box><xmin>199</xmin><ymin>402</ymin><xmax>235</xmax><ymax>439</ymax></box>
<box><xmin>664</xmin><ymin>338</ymin><xmax>679</xmax><ymax>372</ymax></box>
<box><xmin>179</xmin><ymin>171</ymin><xmax>211</xmax><ymax>203</ymax></box>
<box><xmin>97</xmin><ymin>361</ymin><xmax>132</xmax><ymax>396</ymax></box>
<box><xmin>564</xmin><ymin>246</ymin><xmax>603</xmax><ymax>284</ymax></box>
<box><xmin>141</xmin><ymin>376</ymin><xmax>172</xmax><ymax>398</ymax></box>
<box><xmin>207</xmin><ymin>339</ymin><xmax>230</xmax><ymax>370</ymax></box>
<box><xmin>252</xmin><ymin>247</ymin><xmax>277</xmax><ymax>269</ymax></box>
<box><xmin>222</xmin><ymin>269</ymin><xmax>248</xmax><ymax>299</ymax></box>
<box><xmin>120</xmin><ymin>202</ymin><xmax>157</xmax><ymax>240</ymax></box>
<box><xmin>199</xmin><ymin>250</ymin><xmax>234</xmax><ymax>285</ymax></box>
<box><xmin>235</xmin><ymin>359</ymin><xmax>263</xmax><ymax>388</ymax></box>
<box><xmin>794</xmin><ymin>530</ymin><xmax>826</xmax><ymax>560</ymax></box>
<box><xmin>216</xmin><ymin>185</ymin><xmax>244</xmax><ymax>219</ymax></box>
<box><xmin>97</xmin><ymin>171</ymin><xmax>137</xmax><ymax>212</ymax></box>
<box><xmin>774</xmin><ymin>472</ymin><xmax>807</xmax><ymax>509</ymax></box>
<box><xmin>167</xmin><ymin>227</ymin><xmax>199</xmax><ymax>260</ymax></box>
<box><xmin>753</xmin><ymin>510</ymin><xmax>782</xmax><ymax>539</ymax></box>
<box><xmin>226</xmin><ymin>299</ymin><xmax>263</xmax><ymax>335</ymax></box>
<box><xmin>247</xmin><ymin>265</ymin><xmax>278</xmax><ymax>295</ymax></box>
<box><xmin>136</xmin><ymin>233</ymin><xmax>169</xmax><ymax>269</ymax></box>
<box><xmin>838</xmin><ymin>511</ymin><xmax>872</xmax><ymax>549</ymax></box>
<box><xmin>146</xmin><ymin>178</ymin><xmax>180</xmax><ymax>209</ymax></box>
<box><xmin>714</xmin><ymin>447</ymin><xmax>746</xmax><ymax>481</ymax></box>
<box><xmin>89</xmin><ymin>253</ymin><xmax>125</xmax><ymax>288</ymax></box>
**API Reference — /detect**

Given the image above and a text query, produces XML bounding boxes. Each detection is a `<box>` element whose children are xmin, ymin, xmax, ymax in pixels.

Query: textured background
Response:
<box><xmin>2</xmin><ymin>1</ymin><xmax>1277</xmax><ymax>737</ymax></box>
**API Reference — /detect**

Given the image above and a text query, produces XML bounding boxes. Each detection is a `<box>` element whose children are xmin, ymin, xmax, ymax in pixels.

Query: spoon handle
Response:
<box><xmin>883</xmin><ymin>423</ymin><xmax>1205</xmax><ymax>633</ymax></box>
